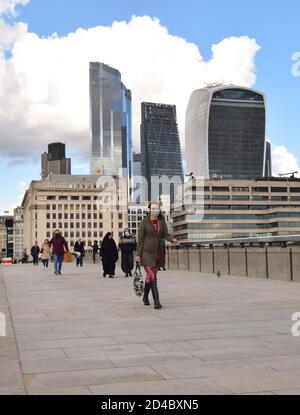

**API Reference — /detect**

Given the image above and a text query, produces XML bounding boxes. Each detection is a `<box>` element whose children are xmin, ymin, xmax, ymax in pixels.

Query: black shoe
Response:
<box><xmin>129</xmin><ymin>271</ymin><xmax>132</xmax><ymax>277</ymax></box>
<box><xmin>125</xmin><ymin>273</ymin><xmax>129</xmax><ymax>278</ymax></box>
<box><xmin>103</xmin><ymin>273</ymin><xmax>106</xmax><ymax>278</ymax></box>
<box><xmin>150</xmin><ymin>279</ymin><xmax>162</xmax><ymax>309</ymax></box>
<box><xmin>143</xmin><ymin>282</ymin><xmax>151</xmax><ymax>306</ymax></box>
<box><xmin>54</xmin><ymin>271</ymin><xmax>58</xmax><ymax>276</ymax></box>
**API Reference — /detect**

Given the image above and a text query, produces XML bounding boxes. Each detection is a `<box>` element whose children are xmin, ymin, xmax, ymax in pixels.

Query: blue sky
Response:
<box><xmin>0</xmin><ymin>0</ymin><xmax>300</xmax><ymax>213</ymax></box>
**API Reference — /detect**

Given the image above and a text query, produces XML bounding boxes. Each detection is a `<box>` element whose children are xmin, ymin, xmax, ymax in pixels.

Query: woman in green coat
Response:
<box><xmin>136</xmin><ymin>202</ymin><xmax>177</xmax><ymax>309</ymax></box>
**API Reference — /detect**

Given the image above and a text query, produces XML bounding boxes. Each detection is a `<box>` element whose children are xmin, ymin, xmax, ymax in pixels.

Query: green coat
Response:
<box><xmin>137</xmin><ymin>216</ymin><xmax>173</xmax><ymax>267</ymax></box>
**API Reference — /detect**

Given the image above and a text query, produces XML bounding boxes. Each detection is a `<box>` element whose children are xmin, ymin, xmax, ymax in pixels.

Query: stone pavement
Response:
<box><xmin>1</xmin><ymin>261</ymin><xmax>300</xmax><ymax>395</ymax></box>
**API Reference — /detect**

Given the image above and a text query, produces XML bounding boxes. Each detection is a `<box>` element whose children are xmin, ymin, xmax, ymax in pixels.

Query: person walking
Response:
<box><xmin>100</xmin><ymin>233</ymin><xmax>118</xmax><ymax>278</ymax></box>
<box><xmin>119</xmin><ymin>229</ymin><xmax>137</xmax><ymax>278</ymax></box>
<box><xmin>31</xmin><ymin>242</ymin><xmax>40</xmax><ymax>266</ymax></box>
<box><xmin>41</xmin><ymin>239</ymin><xmax>51</xmax><ymax>269</ymax></box>
<box><xmin>74</xmin><ymin>238</ymin><xmax>85</xmax><ymax>267</ymax></box>
<box><xmin>92</xmin><ymin>241</ymin><xmax>99</xmax><ymax>264</ymax></box>
<box><xmin>136</xmin><ymin>202</ymin><xmax>177</xmax><ymax>309</ymax></box>
<box><xmin>49</xmin><ymin>230</ymin><xmax>69</xmax><ymax>276</ymax></box>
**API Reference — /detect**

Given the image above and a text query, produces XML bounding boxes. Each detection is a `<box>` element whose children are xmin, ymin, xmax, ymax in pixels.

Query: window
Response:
<box><xmin>82</xmin><ymin>196</ymin><xmax>91</xmax><ymax>201</ymax></box>
<box><xmin>271</xmin><ymin>187</ymin><xmax>287</xmax><ymax>193</ymax></box>
<box><xmin>212</xmin><ymin>187</ymin><xmax>230</xmax><ymax>192</ymax></box>
<box><xmin>252</xmin><ymin>187</ymin><xmax>268</xmax><ymax>193</ymax></box>
<box><xmin>47</xmin><ymin>196</ymin><xmax>56</xmax><ymax>200</ymax></box>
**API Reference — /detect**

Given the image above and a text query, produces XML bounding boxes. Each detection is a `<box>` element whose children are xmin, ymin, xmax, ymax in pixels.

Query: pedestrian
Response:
<box><xmin>31</xmin><ymin>242</ymin><xmax>40</xmax><ymax>266</ymax></box>
<box><xmin>74</xmin><ymin>238</ymin><xmax>85</xmax><ymax>267</ymax></box>
<box><xmin>136</xmin><ymin>202</ymin><xmax>177</xmax><ymax>309</ymax></box>
<box><xmin>41</xmin><ymin>239</ymin><xmax>51</xmax><ymax>269</ymax></box>
<box><xmin>100</xmin><ymin>232</ymin><xmax>118</xmax><ymax>278</ymax></box>
<box><xmin>92</xmin><ymin>240</ymin><xmax>99</xmax><ymax>264</ymax></box>
<box><xmin>119</xmin><ymin>229</ymin><xmax>137</xmax><ymax>278</ymax></box>
<box><xmin>49</xmin><ymin>230</ymin><xmax>69</xmax><ymax>276</ymax></box>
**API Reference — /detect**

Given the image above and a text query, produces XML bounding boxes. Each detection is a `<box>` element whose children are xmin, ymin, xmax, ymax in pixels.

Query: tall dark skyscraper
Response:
<box><xmin>89</xmin><ymin>62</ymin><xmax>132</xmax><ymax>179</ymax></box>
<box><xmin>264</xmin><ymin>141</ymin><xmax>272</xmax><ymax>177</ymax></box>
<box><xmin>186</xmin><ymin>86</ymin><xmax>266</xmax><ymax>179</ymax></box>
<box><xmin>141</xmin><ymin>102</ymin><xmax>184</xmax><ymax>201</ymax></box>
<box><xmin>41</xmin><ymin>142</ymin><xmax>71</xmax><ymax>179</ymax></box>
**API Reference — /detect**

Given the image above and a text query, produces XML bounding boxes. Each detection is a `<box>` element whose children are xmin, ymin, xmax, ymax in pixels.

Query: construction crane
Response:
<box><xmin>279</xmin><ymin>172</ymin><xmax>298</xmax><ymax>178</ymax></box>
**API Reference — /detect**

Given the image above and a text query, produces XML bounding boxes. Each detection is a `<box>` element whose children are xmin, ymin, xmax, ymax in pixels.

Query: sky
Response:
<box><xmin>0</xmin><ymin>0</ymin><xmax>299</xmax><ymax>214</ymax></box>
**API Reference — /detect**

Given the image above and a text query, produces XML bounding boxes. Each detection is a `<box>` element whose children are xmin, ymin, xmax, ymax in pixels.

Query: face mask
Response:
<box><xmin>151</xmin><ymin>209</ymin><xmax>160</xmax><ymax>218</ymax></box>
<box><xmin>124</xmin><ymin>232</ymin><xmax>130</xmax><ymax>237</ymax></box>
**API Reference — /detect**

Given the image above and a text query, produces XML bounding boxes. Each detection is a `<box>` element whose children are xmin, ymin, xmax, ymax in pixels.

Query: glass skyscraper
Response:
<box><xmin>186</xmin><ymin>86</ymin><xmax>266</xmax><ymax>179</ymax></box>
<box><xmin>141</xmin><ymin>102</ymin><xmax>184</xmax><ymax>201</ymax></box>
<box><xmin>89</xmin><ymin>62</ymin><xmax>132</xmax><ymax>179</ymax></box>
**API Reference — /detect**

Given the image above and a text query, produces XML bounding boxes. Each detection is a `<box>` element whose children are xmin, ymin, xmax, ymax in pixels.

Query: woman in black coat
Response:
<box><xmin>74</xmin><ymin>238</ymin><xmax>85</xmax><ymax>267</ymax></box>
<box><xmin>100</xmin><ymin>233</ymin><xmax>119</xmax><ymax>278</ymax></box>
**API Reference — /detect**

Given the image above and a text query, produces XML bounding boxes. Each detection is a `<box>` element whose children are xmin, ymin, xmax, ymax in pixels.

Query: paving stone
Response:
<box><xmin>3</xmin><ymin>263</ymin><xmax>300</xmax><ymax>395</ymax></box>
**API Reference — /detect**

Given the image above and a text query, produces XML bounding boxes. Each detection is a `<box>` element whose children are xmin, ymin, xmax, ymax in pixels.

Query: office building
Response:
<box><xmin>172</xmin><ymin>178</ymin><xmax>300</xmax><ymax>243</ymax></box>
<box><xmin>90</xmin><ymin>62</ymin><xmax>132</xmax><ymax>179</ymax></box>
<box><xmin>185</xmin><ymin>86</ymin><xmax>266</xmax><ymax>179</ymax></box>
<box><xmin>141</xmin><ymin>102</ymin><xmax>184</xmax><ymax>201</ymax></box>
<box><xmin>21</xmin><ymin>175</ymin><xmax>128</xmax><ymax>253</ymax></box>
<box><xmin>41</xmin><ymin>142</ymin><xmax>71</xmax><ymax>179</ymax></box>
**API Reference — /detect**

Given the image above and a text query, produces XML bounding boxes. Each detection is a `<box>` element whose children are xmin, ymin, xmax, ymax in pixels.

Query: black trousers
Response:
<box><xmin>33</xmin><ymin>256</ymin><xmax>39</xmax><ymax>266</ymax></box>
<box><xmin>121</xmin><ymin>252</ymin><xmax>134</xmax><ymax>274</ymax></box>
<box><xmin>76</xmin><ymin>255</ymin><xmax>83</xmax><ymax>267</ymax></box>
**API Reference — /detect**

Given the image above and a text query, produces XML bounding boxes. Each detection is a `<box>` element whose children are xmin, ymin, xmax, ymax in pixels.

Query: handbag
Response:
<box><xmin>133</xmin><ymin>263</ymin><xmax>144</xmax><ymax>297</ymax></box>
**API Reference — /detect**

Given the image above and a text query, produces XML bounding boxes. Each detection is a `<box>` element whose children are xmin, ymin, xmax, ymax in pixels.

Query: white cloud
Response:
<box><xmin>272</xmin><ymin>145</ymin><xmax>300</xmax><ymax>177</ymax></box>
<box><xmin>0</xmin><ymin>14</ymin><xmax>261</xmax><ymax>166</ymax></box>
<box><xmin>0</xmin><ymin>0</ymin><xmax>29</xmax><ymax>16</ymax></box>
<box><xmin>0</xmin><ymin>179</ymin><xmax>28</xmax><ymax>214</ymax></box>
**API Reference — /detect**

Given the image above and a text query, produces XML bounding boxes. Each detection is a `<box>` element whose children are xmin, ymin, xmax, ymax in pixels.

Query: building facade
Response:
<box><xmin>41</xmin><ymin>142</ymin><xmax>71</xmax><ymax>179</ymax></box>
<box><xmin>90</xmin><ymin>62</ymin><xmax>132</xmax><ymax>180</ymax></box>
<box><xmin>0</xmin><ymin>215</ymin><xmax>13</xmax><ymax>259</ymax></box>
<box><xmin>185</xmin><ymin>86</ymin><xmax>266</xmax><ymax>180</ymax></box>
<box><xmin>141</xmin><ymin>102</ymin><xmax>184</xmax><ymax>201</ymax></box>
<box><xmin>13</xmin><ymin>207</ymin><xmax>24</xmax><ymax>260</ymax></box>
<box><xmin>22</xmin><ymin>175</ymin><xmax>128</xmax><ymax>254</ymax></box>
<box><xmin>172</xmin><ymin>178</ymin><xmax>300</xmax><ymax>243</ymax></box>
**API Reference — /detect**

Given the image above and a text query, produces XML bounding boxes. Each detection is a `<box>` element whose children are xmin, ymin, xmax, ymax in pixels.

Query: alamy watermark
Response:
<box><xmin>95</xmin><ymin>173</ymin><xmax>205</xmax><ymax>217</ymax></box>
<box><xmin>292</xmin><ymin>312</ymin><xmax>300</xmax><ymax>337</ymax></box>
<box><xmin>292</xmin><ymin>52</ymin><xmax>300</xmax><ymax>77</ymax></box>
<box><xmin>0</xmin><ymin>312</ymin><xmax>6</xmax><ymax>337</ymax></box>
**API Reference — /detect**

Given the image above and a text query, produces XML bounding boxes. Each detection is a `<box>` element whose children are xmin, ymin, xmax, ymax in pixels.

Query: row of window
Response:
<box><xmin>46</xmin><ymin>223</ymin><xmax>123</xmax><ymax>229</ymax></box>
<box><xmin>191</xmin><ymin>196</ymin><xmax>300</xmax><ymax>201</ymax></box>
<box><xmin>176</xmin><ymin>232</ymin><xmax>275</xmax><ymax>240</ymax></box>
<box><xmin>47</xmin><ymin>196</ymin><xmax>97</xmax><ymax>201</ymax></box>
<box><xmin>175</xmin><ymin>222</ymin><xmax>300</xmax><ymax>230</ymax></box>
<box><xmin>176</xmin><ymin>204</ymin><xmax>300</xmax><ymax>213</ymax></box>
<box><xmin>174</xmin><ymin>212</ymin><xmax>300</xmax><ymax>222</ymax></box>
<box><xmin>189</xmin><ymin>186</ymin><xmax>300</xmax><ymax>193</ymax></box>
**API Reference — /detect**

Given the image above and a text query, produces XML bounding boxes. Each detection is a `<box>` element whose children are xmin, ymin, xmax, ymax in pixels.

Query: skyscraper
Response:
<box><xmin>141</xmin><ymin>102</ymin><xmax>184</xmax><ymax>201</ymax></box>
<box><xmin>41</xmin><ymin>142</ymin><xmax>71</xmax><ymax>179</ymax></box>
<box><xmin>264</xmin><ymin>141</ymin><xmax>272</xmax><ymax>177</ymax></box>
<box><xmin>89</xmin><ymin>62</ymin><xmax>132</xmax><ymax>179</ymax></box>
<box><xmin>185</xmin><ymin>86</ymin><xmax>266</xmax><ymax>179</ymax></box>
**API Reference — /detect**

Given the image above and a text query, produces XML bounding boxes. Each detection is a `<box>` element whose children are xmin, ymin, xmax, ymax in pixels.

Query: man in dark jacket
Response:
<box><xmin>92</xmin><ymin>241</ymin><xmax>99</xmax><ymax>264</ymax></box>
<box><xmin>31</xmin><ymin>242</ymin><xmax>40</xmax><ymax>266</ymax></box>
<box><xmin>49</xmin><ymin>230</ymin><xmax>69</xmax><ymax>276</ymax></box>
<box><xmin>119</xmin><ymin>229</ymin><xmax>137</xmax><ymax>278</ymax></box>
<box><xmin>74</xmin><ymin>238</ymin><xmax>85</xmax><ymax>267</ymax></box>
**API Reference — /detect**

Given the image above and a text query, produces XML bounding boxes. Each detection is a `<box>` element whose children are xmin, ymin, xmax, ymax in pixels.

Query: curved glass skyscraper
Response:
<box><xmin>90</xmin><ymin>62</ymin><xmax>132</xmax><ymax>178</ymax></box>
<box><xmin>185</xmin><ymin>86</ymin><xmax>266</xmax><ymax>179</ymax></box>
